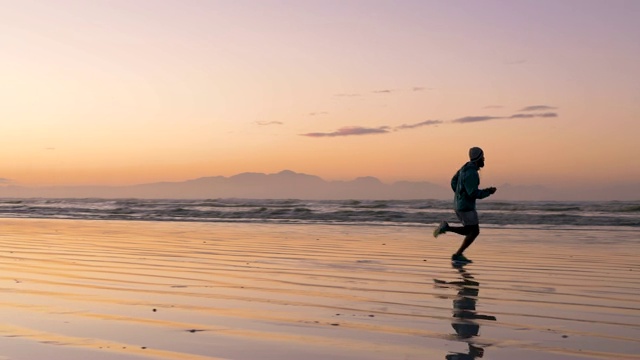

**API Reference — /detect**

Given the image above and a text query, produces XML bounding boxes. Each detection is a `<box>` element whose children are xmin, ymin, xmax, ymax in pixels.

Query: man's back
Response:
<box><xmin>452</xmin><ymin>162</ymin><xmax>484</xmax><ymax>212</ymax></box>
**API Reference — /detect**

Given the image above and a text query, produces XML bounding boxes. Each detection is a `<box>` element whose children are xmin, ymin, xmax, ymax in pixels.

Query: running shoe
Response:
<box><xmin>433</xmin><ymin>221</ymin><xmax>449</xmax><ymax>238</ymax></box>
<box><xmin>451</xmin><ymin>253</ymin><xmax>473</xmax><ymax>264</ymax></box>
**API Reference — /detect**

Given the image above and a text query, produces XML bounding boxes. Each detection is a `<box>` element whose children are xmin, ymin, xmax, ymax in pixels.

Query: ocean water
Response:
<box><xmin>0</xmin><ymin>198</ymin><xmax>638</xmax><ymax>228</ymax></box>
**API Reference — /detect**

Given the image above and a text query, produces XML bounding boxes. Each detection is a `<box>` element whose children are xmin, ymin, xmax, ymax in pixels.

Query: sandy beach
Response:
<box><xmin>1</xmin><ymin>218</ymin><xmax>638</xmax><ymax>360</ymax></box>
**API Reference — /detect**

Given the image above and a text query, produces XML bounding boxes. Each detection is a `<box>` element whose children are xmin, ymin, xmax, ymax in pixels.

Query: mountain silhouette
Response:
<box><xmin>0</xmin><ymin>170</ymin><xmax>449</xmax><ymax>200</ymax></box>
<box><xmin>0</xmin><ymin>170</ymin><xmax>635</xmax><ymax>200</ymax></box>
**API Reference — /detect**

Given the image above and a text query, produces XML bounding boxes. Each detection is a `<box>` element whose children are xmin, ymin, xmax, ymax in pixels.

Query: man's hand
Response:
<box><xmin>487</xmin><ymin>187</ymin><xmax>497</xmax><ymax>194</ymax></box>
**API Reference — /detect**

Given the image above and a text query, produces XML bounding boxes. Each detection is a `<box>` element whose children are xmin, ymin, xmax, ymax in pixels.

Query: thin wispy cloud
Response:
<box><xmin>395</xmin><ymin>120</ymin><xmax>442</xmax><ymax>130</ymax></box>
<box><xmin>301</xmin><ymin>120</ymin><xmax>442</xmax><ymax>138</ymax></box>
<box><xmin>255</xmin><ymin>121</ymin><xmax>283</xmax><ymax>126</ymax></box>
<box><xmin>483</xmin><ymin>105</ymin><xmax>504</xmax><ymax>109</ymax></box>
<box><xmin>453</xmin><ymin>112</ymin><xmax>559</xmax><ymax>123</ymax></box>
<box><xmin>308</xmin><ymin>112</ymin><xmax>329</xmax><ymax>116</ymax></box>
<box><xmin>301</xmin><ymin>126</ymin><xmax>390</xmax><ymax>137</ymax></box>
<box><xmin>519</xmin><ymin>105</ymin><xmax>557</xmax><ymax>112</ymax></box>
<box><xmin>509</xmin><ymin>112</ymin><xmax>558</xmax><ymax>119</ymax></box>
<box><xmin>331</xmin><ymin>86</ymin><xmax>432</xmax><ymax>104</ymax></box>
<box><xmin>335</xmin><ymin>86</ymin><xmax>429</xmax><ymax>98</ymax></box>
<box><xmin>375</xmin><ymin>87</ymin><xmax>432</xmax><ymax>93</ymax></box>
<box><xmin>452</xmin><ymin>116</ymin><xmax>502</xmax><ymax>124</ymax></box>
<box><xmin>302</xmin><ymin>106</ymin><xmax>559</xmax><ymax>138</ymax></box>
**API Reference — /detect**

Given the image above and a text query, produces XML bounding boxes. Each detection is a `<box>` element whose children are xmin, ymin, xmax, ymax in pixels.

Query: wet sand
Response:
<box><xmin>1</xmin><ymin>218</ymin><xmax>638</xmax><ymax>359</ymax></box>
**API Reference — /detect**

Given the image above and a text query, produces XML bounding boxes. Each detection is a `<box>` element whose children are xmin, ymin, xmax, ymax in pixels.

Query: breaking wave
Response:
<box><xmin>0</xmin><ymin>198</ymin><xmax>638</xmax><ymax>228</ymax></box>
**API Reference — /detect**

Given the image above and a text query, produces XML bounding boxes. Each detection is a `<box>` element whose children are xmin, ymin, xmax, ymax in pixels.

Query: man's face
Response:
<box><xmin>477</xmin><ymin>157</ymin><xmax>485</xmax><ymax>168</ymax></box>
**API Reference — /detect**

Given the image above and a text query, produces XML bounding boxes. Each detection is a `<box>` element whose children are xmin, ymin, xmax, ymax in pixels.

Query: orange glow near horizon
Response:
<box><xmin>1</xmin><ymin>1</ymin><xmax>639</xmax><ymax>196</ymax></box>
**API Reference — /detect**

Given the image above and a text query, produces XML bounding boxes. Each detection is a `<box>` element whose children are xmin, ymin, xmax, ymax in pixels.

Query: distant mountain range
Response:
<box><xmin>0</xmin><ymin>170</ymin><xmax>449</xmax><ymax>200</ymax></box>
<box><xmin>0</xmin><ymin>170</ymin><xmax>636</xmax><ymax>201</ymax></box>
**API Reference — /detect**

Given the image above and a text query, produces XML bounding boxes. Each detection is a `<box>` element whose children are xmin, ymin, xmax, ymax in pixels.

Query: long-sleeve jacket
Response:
<box><xmin>451</xmin><ymin>162</ymin><xmax>493</xmax><ymax>211</ymax></box>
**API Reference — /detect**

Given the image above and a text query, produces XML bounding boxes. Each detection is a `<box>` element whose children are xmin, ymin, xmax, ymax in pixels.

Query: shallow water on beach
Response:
<box><xmin>1</xmin><ymin>198</ymin><xmax>639</xmax><ymax>228</ymax></box>
<box><xmin>0</xmin><ymin>219</ymin><xmax>638</xmax><ymax>359</ymax></box>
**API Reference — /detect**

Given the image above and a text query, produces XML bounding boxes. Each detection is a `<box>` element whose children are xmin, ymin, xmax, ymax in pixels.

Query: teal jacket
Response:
<box><xmin>451</xmin><ymin>162</ymin><xmax>493</xmax><ymax>212</ymax></box>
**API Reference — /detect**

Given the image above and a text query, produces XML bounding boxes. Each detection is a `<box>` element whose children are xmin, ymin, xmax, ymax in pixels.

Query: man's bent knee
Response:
<box><xmin>465</xmin><ymin>225</ymin><xmax>480</xmax><ymax>237</ymax></box>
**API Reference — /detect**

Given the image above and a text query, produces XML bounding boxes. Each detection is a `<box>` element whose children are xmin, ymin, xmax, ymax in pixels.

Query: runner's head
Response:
<box><xmin>469</xmin><ymin>147</ymin><xmax>485</xmax><ymax>168</ymax></box>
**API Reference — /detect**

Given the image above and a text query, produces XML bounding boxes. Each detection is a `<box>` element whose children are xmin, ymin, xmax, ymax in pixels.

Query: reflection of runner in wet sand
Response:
<box><xmin>434</xmin><ymin>264</ymin><xmax>496</xmax><ymax>360</ymax></box>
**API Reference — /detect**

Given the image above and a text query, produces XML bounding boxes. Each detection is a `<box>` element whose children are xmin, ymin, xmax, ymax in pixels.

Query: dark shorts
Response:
<box><xmin>455</xmin><ymin>210</ymin><xmax>479</xmax><ymax>226</ymax></box>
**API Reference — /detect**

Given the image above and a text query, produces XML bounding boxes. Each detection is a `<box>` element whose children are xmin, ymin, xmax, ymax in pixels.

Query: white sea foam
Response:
<box><xmin>0</xmin><ymin>198</ymin><xmax>638</xmax><ymax>228</ymax></box>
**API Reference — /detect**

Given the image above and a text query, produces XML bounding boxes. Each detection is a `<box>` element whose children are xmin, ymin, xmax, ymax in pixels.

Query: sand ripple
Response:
<box><xmin>1</xmin><ymin>219</ymin><xmax>638</xmax><ymax>359</ymax></box>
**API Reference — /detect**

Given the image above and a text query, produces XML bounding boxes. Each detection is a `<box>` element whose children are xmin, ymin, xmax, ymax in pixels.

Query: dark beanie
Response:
<box><xmin>469</xmin><ymin>147</ymin><xmax>484</xmax><ymax>161</ymax></box>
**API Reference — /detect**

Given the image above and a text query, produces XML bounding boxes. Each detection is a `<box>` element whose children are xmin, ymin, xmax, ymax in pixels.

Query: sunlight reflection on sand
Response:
<box><xmin>1</xmin><ymin>219</ymin><xmax>638</xmax><ymax>359</ymax></box>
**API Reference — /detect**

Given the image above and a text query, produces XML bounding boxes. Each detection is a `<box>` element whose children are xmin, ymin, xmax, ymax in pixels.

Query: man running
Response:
<box><xmin>433</xmin><ymin>147</ymin><xmax>497</xmax><ymax>264</ymax></box>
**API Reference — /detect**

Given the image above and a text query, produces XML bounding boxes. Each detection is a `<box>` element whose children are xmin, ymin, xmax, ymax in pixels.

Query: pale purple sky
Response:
<box><xmin>0</xmin><ymin>0</ymin><xmax>638</xmax><ymax>196</ymax></box>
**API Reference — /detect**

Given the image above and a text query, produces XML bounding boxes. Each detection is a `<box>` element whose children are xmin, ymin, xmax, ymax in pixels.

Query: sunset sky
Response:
<box><xmin>1</xmin><ymin>0</ymin><xmax>638</xmax><ymax>192</ymax></box>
